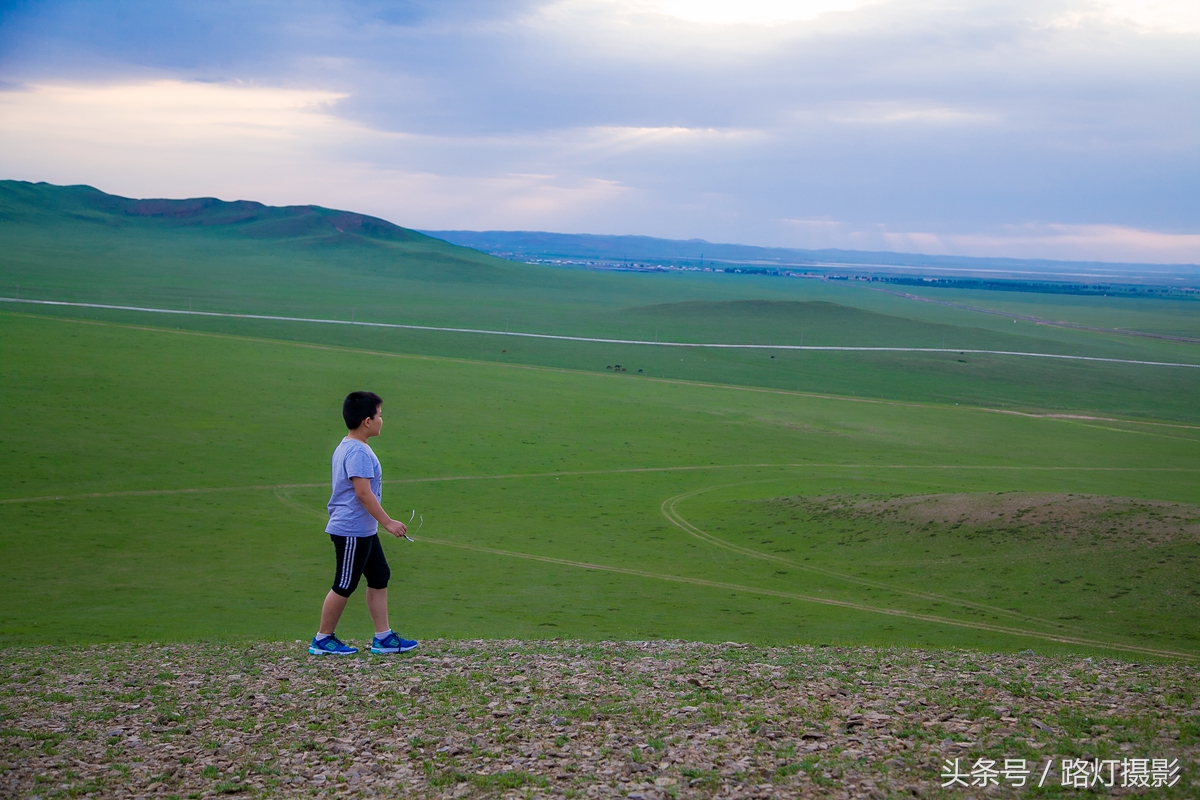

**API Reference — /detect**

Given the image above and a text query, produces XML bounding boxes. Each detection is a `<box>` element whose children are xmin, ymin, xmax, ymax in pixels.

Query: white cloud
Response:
<box><xmin>528</xmin><ymin>0</ymin><xmax>872</xmax><ymax>57</ymax></box>
<box><xmin>0</xmin><ymin>81</ymin><xmax>353</xmax><ymax>144</ymax></box>
<box><xmin>928</xmin><ymin>224</ymin><xmax>1200</xmax><ymax>264</ymax></box>
<box><xmin>605</xmin><ymin>0</ymin><xmax>1200</xmax><ymax>31</ymax></box>
<box><xmin>794</xmin><ymin>102</ymin><xmax>998</xmax><ymax>126</ymax></box>
<box><xmin>0</xmin><ymin>80</ymin><xmax>375</xmax><ymax>201</ymax></box>
<box><xmin>1099</xmin><ymin>0</ymin><xmax>1200</xmax><ymax>33</ymax></box>
<box><xmin>594</xmin><ymin>0</ymin><xmax>875</xmax><ymax>25</ymax></box>
<box><xmin>781</xmin><ymin>219</ymin><xmax>1200</xmax><ymax>264</ymax></box>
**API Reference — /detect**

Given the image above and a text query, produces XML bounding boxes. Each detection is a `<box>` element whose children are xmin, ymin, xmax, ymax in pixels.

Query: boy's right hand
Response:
<box><xmin>383</xmin><ymin>519</ymin><xmax>409</xmax><ymax>539</ymax></box>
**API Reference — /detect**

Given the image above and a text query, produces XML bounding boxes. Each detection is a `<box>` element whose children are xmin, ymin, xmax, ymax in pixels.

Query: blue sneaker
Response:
<box><xmin>371</xmin><ymin>632</ymin><xmax>418</xmax><ymax>654</ymax></box>
<box><xmin>308</xmin><ymin>634</ymin><xmax>358</xmax><ymax>656</ymax></box>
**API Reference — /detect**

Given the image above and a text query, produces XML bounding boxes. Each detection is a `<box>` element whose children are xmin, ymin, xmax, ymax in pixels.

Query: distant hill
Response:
<box><xmin>423</xmin><ymin>229</ymin><xmax>1200</xmax><ymax>284</ymax></box>
<box><xmin>0</xmin><ymin>180</ymin><xmax>428</xmax><ymax>244</ymax></box>
<box><xmin>4</xmin><ymin>180</ymin><xmax>1199</xmax><ymax>423</ymax></box>
<box><xmin>0</xmin><ymin>180</ymin><xmax>542</xmax><ymax>311</ymax></box>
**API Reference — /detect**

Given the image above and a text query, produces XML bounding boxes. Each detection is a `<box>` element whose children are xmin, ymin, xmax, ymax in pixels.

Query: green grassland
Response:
<box><xmin>2</xmin><ymin>181</ymin><xmax>1199</xmax><ymax>657</ymax></box>
<box><xmin>4</xmin><ymin>181</ymin><xmax>1200</xmax><ymax>425</ymax></box>
<box><xmin>2</xmin><ymin>312</ymin><xmax>1198</xmax><ymax>656</ymax></box>
<box><xmin>1</xmin><ymin>180</ymin><xmax>1196</xmax><ymax>357</ymax></box>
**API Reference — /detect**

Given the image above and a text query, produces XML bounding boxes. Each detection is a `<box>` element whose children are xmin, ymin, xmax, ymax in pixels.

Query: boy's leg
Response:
<box><xmin>362</xmin><ymin>536</ymin><xmax>392</xmax><ymax>634</ymax></box>
<box><xmin>320</xmin><ymin>534</ymin><xmax>367</xmax><ymax>634</ymax></box>
<box><xmin>319</xmin><ymin>590</ymin><xmax>350</xmax><ymax>635</ymax></box>
<box><xmin>310</xmin><ymin>534</ymin><xmax>366</xmax><ymax>655</ymax></box>
<box><xmin>366</xmin><ymin>587</ymin><xmax>389</xmax><ymax>633</ymax></box>
<box><xmin>361</xmin><ymin>536</ymin><xmax>416</xmax><ymax>653</ymax></box>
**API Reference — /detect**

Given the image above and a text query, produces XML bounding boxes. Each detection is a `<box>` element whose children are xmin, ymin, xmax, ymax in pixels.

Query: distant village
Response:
<box><xmin>485</xmin><ymin>251</ymin><xmax>827</xmax><ymax>280</ymax></box>
<box><xmin>484</xmin><ymin>251</ymin><xmax>1200</xmax><ymax>298</ymax></box>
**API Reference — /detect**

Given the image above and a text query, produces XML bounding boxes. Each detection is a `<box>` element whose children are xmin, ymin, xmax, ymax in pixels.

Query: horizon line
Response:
<box><xmin>419</xmin><ymin>228</ymin><xmax>1200</xmax><ymax>274</ymax></box>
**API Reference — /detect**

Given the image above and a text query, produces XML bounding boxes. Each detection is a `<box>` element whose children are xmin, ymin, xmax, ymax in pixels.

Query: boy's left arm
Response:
<box><xmin>351</xmin><ymin>477</ymin><xmax>408</xmax><ymax>538</ymax></box>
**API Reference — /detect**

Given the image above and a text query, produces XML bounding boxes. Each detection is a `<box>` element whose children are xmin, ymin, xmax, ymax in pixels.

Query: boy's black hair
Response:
<box><xmin>343</xmin><ymin>391</ymin><xmax>383</xmax><ymax>430</ymax></box>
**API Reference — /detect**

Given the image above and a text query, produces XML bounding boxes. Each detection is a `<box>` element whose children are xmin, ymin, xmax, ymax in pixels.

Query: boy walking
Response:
<box><xmin>309</xmin><ymin>391</ymin><xmax>419</xmax><ymax>656</ymax></box>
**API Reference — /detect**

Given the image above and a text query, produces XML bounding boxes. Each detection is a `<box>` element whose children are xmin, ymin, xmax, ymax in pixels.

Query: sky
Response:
<box><xmin>1</xmin><ymin>0</ymin><xmax>1198</xmax><ymax>263</ymax></box>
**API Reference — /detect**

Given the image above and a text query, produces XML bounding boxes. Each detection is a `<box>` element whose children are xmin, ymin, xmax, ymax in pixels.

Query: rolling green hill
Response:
<box><xmin>2</xmin><ymin>181</ymin><xmax>1199</xmax><ymax>655</ymax></box>
<box><xmin>0</xmin><ymin>179</ymin><xmax>430</xmax><ymax>242</ymax></box>
<box><xmin>3</xmin><ymin>181</ymin><xmax>1199</xmax><ymax>421</ymax></box>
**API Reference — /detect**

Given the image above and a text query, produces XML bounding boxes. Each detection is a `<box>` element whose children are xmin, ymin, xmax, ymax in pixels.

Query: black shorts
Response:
<box><xmin>330</xmin><ymin>534</ymin><xmax>390</xmax><ymax>597</ymax></box>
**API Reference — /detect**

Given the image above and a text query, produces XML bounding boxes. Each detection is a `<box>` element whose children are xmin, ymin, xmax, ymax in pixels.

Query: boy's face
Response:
<box><xmin>363</xmin><ymin>405</ymin><xmax>383</xmax><ymax>437</ymax></box>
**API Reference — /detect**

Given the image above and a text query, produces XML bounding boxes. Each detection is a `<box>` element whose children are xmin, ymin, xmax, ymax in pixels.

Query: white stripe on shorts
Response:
<box><xmin>339</xmin><ymin>536</ymin><xmax>357</xmax><ymax>589</ymax></box>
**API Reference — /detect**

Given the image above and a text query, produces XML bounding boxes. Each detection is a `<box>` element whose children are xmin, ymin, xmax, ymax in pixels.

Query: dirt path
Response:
<box><xmin>412</xmin><ymin>535</ymin><xmax>1193</xmax><ymax>659</ymax></box>
<box><xmin>6</xmin><ymin>463</ymin><xmax>1199</xmax><ymax>506</ymax></box>
<box><xmin>6</xmin><ymin>296</ymin><xmax>1200</xmax><ymax>368</ymax></box>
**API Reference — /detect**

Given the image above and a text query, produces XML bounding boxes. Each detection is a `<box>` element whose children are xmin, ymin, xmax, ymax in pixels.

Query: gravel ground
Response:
<box><xmin>2</xmin><ymin>640</ymin><xmax>1198</xmax><ymax>799</ymax></box>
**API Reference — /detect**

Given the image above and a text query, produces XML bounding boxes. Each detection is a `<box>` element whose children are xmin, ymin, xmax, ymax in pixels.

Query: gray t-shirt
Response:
<box><xmin>325</xmin><ymin>438</ymin><xmax>382</xmax><ymax>537</ymax></box>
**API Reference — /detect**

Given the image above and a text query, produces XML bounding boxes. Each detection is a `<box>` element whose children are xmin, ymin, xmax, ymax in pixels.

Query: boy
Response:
<box><xmin>309</xmin><ymin>391</ymin><xmax>419</xmax><ymax>656</ymax></box>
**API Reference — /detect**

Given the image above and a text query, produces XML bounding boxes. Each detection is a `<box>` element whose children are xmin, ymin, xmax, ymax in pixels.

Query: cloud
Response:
<box><xmin>0</xmin><ymin>1</ymin><xmax>1196</xmax><ymax>263</ymax></box>
<box><xmin>561</xmin><ymin>0</ymin><xmax>876</xmax><ymax>26</ymax></box>
<box><xmin>603</xmin><ymin>0</ymin><xmax>1198</xmax><ymax>32</ymax></box>
<box><xmin>1096</xmin><ymin>1</ymin><xmax>1200</xmax><ymax>33</ymax></box>
<box><xmin>924</xmin><ymin>224</ymin><xmax>1200</xmax><ymax>264</ymax></box>
<box><xmin>0</xmin><ymin>79</ymin><xmax>636</xmax><ymax>231</ymax></box>
<box><xmin>0</xmin><ymin>81</ymin><xmax>351</xmax><ymax>143</ymax></box>
<box><xmin>793</xmin><ymin>102</ymin><xmax>999</xmax><ymax>126</ymax></box>
<box><xmin>0</xmin><ymin>81</ymin><xmax>371</xmax><ymax>198</ymax></box>
<box><xmin>781</xmin><ymin>219</ymin><xmax>1200</xmax><ymax>264</ymax></box>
